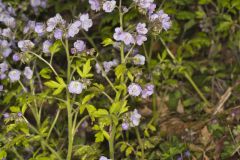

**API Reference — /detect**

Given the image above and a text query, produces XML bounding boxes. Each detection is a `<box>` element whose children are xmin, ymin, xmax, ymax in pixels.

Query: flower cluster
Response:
<box><xmin>113</xmin><ymin>22</ymin><xmax>149</xmax><ymax>46</ymax></box>
<box><xmin>18</xmin><ymin>40</ymin><xmax>35</xmax><ymax>52</ymax></box>
<box><xmin>30</xmin><ymin>0</ymin><xmax>47</xmax><ymax>11</ymax></box>
<box><xmin>89</xmin><ymin>0</ymin><xmax>116</xmax><ymax>13</ymax></box>
<box><xmin>133</xmin><ymin>0</ymin><xmax>171</xmax><ymax>32</ymax></box>
<box><xmin>149</xmin><ymin>10</ymin><xmax>172</xmax><ymax>31</ymax></box>
<box><xmin>122</xmin><ymin>109</ymin><xmax>142</xmax><ymax>130</ymax></box>
<box><xmin>128</xmin><ymin>83</ymin><xmax>154</xmax><ymax>98</ymax></box>
<box><xmin>0</xmin><ymin>1</ymin><xmax>16</xmax><ymax>29</ymax></box>
<box><xmin>95</xmin><ymin>59</ymin><xmax>119</xmax><ymax>74</ymax></box>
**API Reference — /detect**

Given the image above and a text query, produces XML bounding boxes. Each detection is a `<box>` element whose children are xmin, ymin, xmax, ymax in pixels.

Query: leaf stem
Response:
<box><xmin>28</xmin><ymin>51</ymin><xmax>58</xmax><ymax>76</ymax></box>
<box><xmin>135</xmin><ymin>127</ymin><xmax>145</xmax><ymax>160</ymax></box>
<box><xmin>159</xmin><ymin>37</ymin><xmax>210</xmax><ymax>105</ymax></box>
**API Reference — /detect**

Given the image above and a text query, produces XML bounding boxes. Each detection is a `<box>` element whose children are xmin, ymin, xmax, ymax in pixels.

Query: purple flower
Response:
<box><xmin>89</xmin><ymin>0</ymin><xmax>100</xmax><ymax>11</ymax></box>
<box><xmin>18</xmin><ymin>40</ymin><xmax>35</xmax><ymax>52</ymax></box>
<box><xmin>54</xmin><ymin>28</ymin><xmax>63</xmax><ymax>39</ymax></box>
<box><xmin>128</xmin><ymin>83</ymin><xmax>142</xmax><ymax>97</ymax></box>
<box><xmin>103</xmin><ymin>60</ymin><xmax>118</xmax><ymax>73</ymax></box>
<box><xmin>71</xmin><ymin>48</ymin><xmax>77</xmax><ymax>54</ymax></box>
<box><xmin>0</xmin><ymin>40</ymin><xmax>10</xmax><ymax>48</ymax></box>
<box><xmin>43</xmin><ymin>40</ymin><xmax>52</xmax><ymax>54</ymax></box>
<box><xmin>0</xmin><ymin>85</ymin><xmax>3</xmax><ymax>91</ymax></box>
<box><xmin>68</xmin><ymin>21</ymin><xmax>81</xmax><ymax>38</ymax></box>
<box><xmin>2</xmin><ymin>28</ymin><xmax>13</xmax><ymax>38</ymax></box>
<box><xmin>141</xmin><ymin>84</ymin><xmax>154</xmax><ymax>98</ymax></box>
<box><xmin>4</xmin><ymin>17</ymin><xmax>16</xmax><ymax>28</ymax></box>
<box><xmin>177</xmin><ymin>157</ymin><xmax>183</xmax><ymax>160</ymax></box>
<box><xmin>34</xmin><ymin>22</ymin><xmax>45</xmax><ymax>35</ymax></box>
<box><xmin>136</xmin><ymin>23</ymin><xmax>148</xmax><ymax>35</ymax></box>
<box><xmin>46</xmin><ymin>14</ymin><xmax>65</xmax><ymax>32</ymax></box>
<box><xmin>24</xmin><ymin>66</ymin><xmax>33</xmax><ymax>80</ymax></box>
<box><xmin>68</xmin><ymin>81</ymin><xmax>84</xmax><ymax>94</ymax></box>
<box><xmin>103</xmin><ymin>61</ymin><xmax>113</xmax><ymax>73</ymax></box>
<box><xmin>130</xmin><ymin>109</ymin><xmax>141</xmax><ymax>127</ymax></box>
<box><xmin>74</xmin><ymin>40</ymin><xmax>86</xmax><ymax>52</ymax></box>
<box><xmin>121</xmin><ymin>32</ymin><xmax>135</xmax><ymax>45</ymax></box>
<box><xmin>0</xmin><ymin>73</ymin><xmax>7</xmax><ymax>80</ymax></box>
<box><xmin>150</xmin><ymin>10</ymin><xmax>172</xmax><ymax>31</ymax></box>
<box><xmin>23</xmin><ymin>20</ymin><xmax>36</xmax><ymax>33</ymax></box>
<box><xmin>137</xmin><ymin>0</ymin><xmax>154</xmax><ymax>9</ymax></box>
<box><xmin>122</xmin><ymin>122</ymin><xmax>129</xmax><ymax>130</ymax></box>
<box><xmin>3</xmin><ymin>113</ymin><xmax>9</xmax><ymax>118</ymax></box>
<box><xmin>99</xmin><ymin>156</ymin><xmax>110</xmax><ymax>160</ymax></box>
<box><xmin>148</xmin><ymin>3</ymin><xmax>156</xmax><ymax>14</ymax></box>
<box><xmin>30</xmin><ymin>0</ymin><xmax>41</xmax><ymax>7</ymax></box>
<box><xmin>12</xmin><ymin>53</ymin><xmax>21</xmax><ymax>62</ymax></box>
<box><xmin>2</xmin><ymin>48</ymin><xmax>12</xmax><ymax>57</ymax></box>
<box><xmin>133</xmin><ymin>54</ymin><xmax>145</xmax><ymax>65</ymax></box>
<box><xmin>136</xmin><ymin>35</ymin><xmax>147</xmax><ymax>46</ymax></box>
<box><xmin>184</xmin><ymin>150</ymin><xmax>191</xmax><ymax>157</ymax></box>
<box><xmin>17</xmin><ymin>112</ymin><xmax>22</xmax><ymax>117</ymax></box>
<box><xmin>95</xmin><ymin>63</ymin><xmax>101</xmax><ymax>74</ymax></box>
<box><xmin>79</xmin><ymin>14</ymin><xmax>93</xmax><ymax>31</ymax></box>
<box><xmin>0</xmin><ymin>73</ymin><xmax>6</xmax><ymax>80</ymax></box>
<box><xmin>8</xmin><ymin>69</ymin><xmax>21</xmax><ymax>82</ymax></box>
<box><xmin>103</xmin><ymin>0</ymin><xmax>116</xmax><ymax>13</ymax></box>
<box><xmin>0</xmin><ymin>61</ymin><xmax>8</xmax><ymax>73</ymax></box>
<box><xmin>113</xmin><ymin>27</ymin><xmax>123</xmax><ymax>41</ymax></box>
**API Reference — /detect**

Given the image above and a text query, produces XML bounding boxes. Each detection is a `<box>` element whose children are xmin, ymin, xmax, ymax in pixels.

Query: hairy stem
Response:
<box><xmin>109</xmin><ymin>125</ymin><xmax>116</xmax><ymax>160</ymax></box>
<box><xmin>28</xmin><ymin>51</ymin><xmax>58</xmax><ymax>77</ymax></box>
<box><xmin>135</xmin><ymin>127</ymin><xmax>145</xmax><ymax>160</ymax></box>
<box><xmin>64</xmin><ymin>39</ymin><xmax>74</xmax><ymax>160</ymax></box>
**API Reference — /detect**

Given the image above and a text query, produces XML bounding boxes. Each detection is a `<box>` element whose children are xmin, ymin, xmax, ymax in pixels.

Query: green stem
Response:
<box><xmin>23</xmin><ymin>117</ymin><xmax>63</xmax><ymax>160</ymax></box>
<box><xmin>159</xmin><ymin>37</ymin><xmax>210</xmax><ymax>105</ymax></box>
<box><xmin>28</xmin><ymin>51</ymin><xmax>58</xmax><ymax>76</ymax></box>
<box><xmin>64</xmin><ymin>39</ymin><xmax>74</xmax><ymax>160</ymax></box>
<box><xmin>109</xmin><ymin>125</ymin><xmax>117</xmax><ymax>160</ymax></box>
<box><xmin>73</xmin><ymin>115</ymin><xmax>90</xmax><ymax>136</ymax></box>
<box><xmin>135</xmin><ymin>127</ymin><xmax>145</xmax><ymax>160</ymax></box>
<box><xmin>12</xmin><ymin>147</ymin><xmax>24</xmax><ymax>160</ymax></box>
<box><xmin>47</xmin><ymin>109</ymin><xmax>61</xmax><ymax>140</ymax></box>
<box><xmin>18</xmin><ymin>80</ymin><xmax>27</xmax><ymax>92</ymax></box>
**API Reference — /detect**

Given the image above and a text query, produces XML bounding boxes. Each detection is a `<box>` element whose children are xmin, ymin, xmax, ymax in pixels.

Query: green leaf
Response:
<box><xmin>52</xmin><ymin>86</ymin><xmax>65</xmax><ymax>95</ymax></box>
<box><xmin>78</xmin><ymin>59</ymin><xmax>93</xmax><ymax>78</ymax></box>
<box><xmin>198</xmin><ymin>0</ymin><xmax>211</xmax><ymax>4</ymax></box>
<box><xmin>39</xmin><ymin>68</ymin><xmax>52</xmax><ymax>79</ymax></box>
<box><xmin>0</xmin><ymin>150</ymin><xmax>7</xmax><ymax>159</ymax></box>
<box><xmin>127</xmin><ymin>71</ymin><xmax>134</xmax><ymax>81</ymax></box>
<box><xmin>110</xmin><ymin>100</ymin><xmax>128</xmax><ymax>115</ymax></box>
<box><xmin>126</xmin><ymin>147</ymin><xmax>133</xmax><ymax>156</ymax></box>
<box><xmin>82</xmin><ymin>94</ymin><xmax>95</xmax><ymax>104</ymax></box>
<box><xmin>10</xmin><ymin>106</ymin><xmax>20</xmax><ymax>113</ymax></box>
<box><xmin>49</xmin><ymin>40</ymin><xmax>62</xmax><ymax>55</ymax></box>
<box><xmin>44</xmin><ymin>80</ymin><xmax>60</xmax><ymax>88</ymax></box>
<box><xmin>176</xmin><ymin>11</ymin><xmax>195</xmax><ymax>20</ymax></box>
<box><xmin>94</xmin><ymin>109</ymin><xmax>109</xmax><ymax>117</ymax></box>
<box><xmin>22</xmin><ymin>104</ymin><xmax>28</xmax><ymax>114</ymax></box>
<box><xmin>56</xmin><ymin>77</ymin><xmax>66</xmax><ymax>87</ymax></box>
<box><xmin>102</xmin><ymin>38</ymin><xmax>114</xmax><ymax>46</ymax></box>
<box><xmin>102</xmin><ymin>130</ymin><xmax>110</xmax><ymax>141</ymax></box>
<box><xmin>115</xmin><ymin>64</ymin><xmax>126</xmax><ymax>79</ymax></box>
<box><xmin>95</xmin><ymin>131</ymin><xmax>104</xmax><ymax>142</ymax></box>
<box><xmin>216</xmin><ymin>21</ymin><xmax>232</xmax><ymax>32</ymax></box>
<box><xmin>120</xmin><ymin>143</ymin><xmax>127</xmax><ymax>152</ymax></box>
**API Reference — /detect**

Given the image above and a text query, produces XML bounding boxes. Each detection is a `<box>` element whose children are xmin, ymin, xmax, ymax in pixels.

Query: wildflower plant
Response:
<box><xmin>2</xmin><ymin>0</ymin><xmax>236</xmax><ymax>159</ymax></box>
